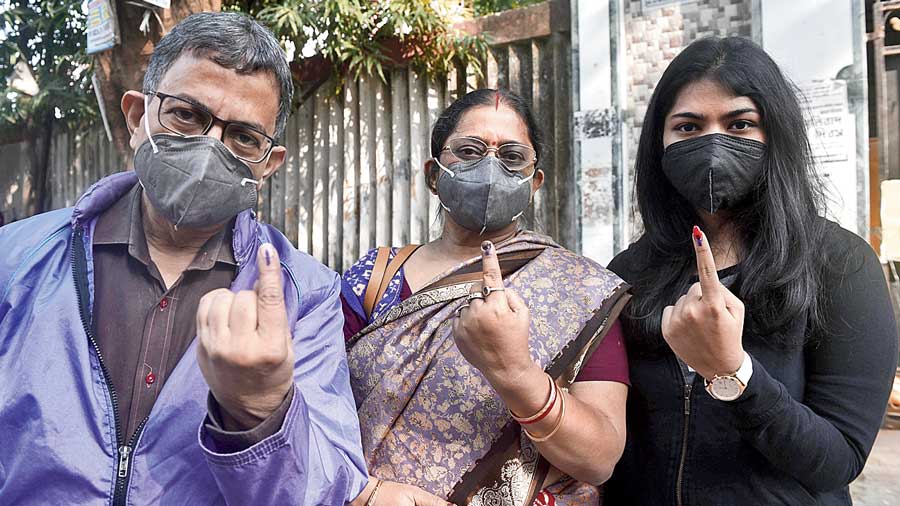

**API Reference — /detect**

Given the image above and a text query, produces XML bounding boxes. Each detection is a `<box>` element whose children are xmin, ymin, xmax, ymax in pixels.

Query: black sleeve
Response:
<box><xmin>729</xmin><ymin>229</ymin><xmax>898</xmax><ymax>492</ymax></box>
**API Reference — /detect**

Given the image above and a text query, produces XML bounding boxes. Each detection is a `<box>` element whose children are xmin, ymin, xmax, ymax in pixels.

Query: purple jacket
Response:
<box><xmin>0</xmin><ymin>172</ymin><xmax>368</xmax><ymax>505</ymax></box>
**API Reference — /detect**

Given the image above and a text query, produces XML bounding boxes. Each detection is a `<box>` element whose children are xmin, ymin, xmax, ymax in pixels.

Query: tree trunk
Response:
<box><xmin>93</xmin><ymin>0</ymin><xmax>222</xmax><ymax>167</ymax></box>
<box><xmin>23</xmin><ymin>111</ymin><xmax>54</xmax><ymax>216</ymax></box>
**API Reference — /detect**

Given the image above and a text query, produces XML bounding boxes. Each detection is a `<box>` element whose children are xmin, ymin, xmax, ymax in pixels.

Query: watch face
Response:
<box><xmin>711</xmin><ymin>376</ymin><xmax>743</xmax><ymax>401</ymax></box>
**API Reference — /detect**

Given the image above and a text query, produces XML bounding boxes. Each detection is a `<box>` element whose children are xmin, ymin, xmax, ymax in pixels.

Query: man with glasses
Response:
<box><xmin>0</xmin><ymin>12</ymin><xmax>369</xmax><ymax>505</ymax></box>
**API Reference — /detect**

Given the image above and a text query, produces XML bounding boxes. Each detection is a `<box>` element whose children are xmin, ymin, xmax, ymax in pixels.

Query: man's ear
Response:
<box><xmin>121</xmin><ymin>91</ymin><xmax>146</xmax><ymax>151</ymax></box>
<box><xmin>261</xmin><ymin>145</ymin><xmax>286</xmax><ymax>180</ymax></box>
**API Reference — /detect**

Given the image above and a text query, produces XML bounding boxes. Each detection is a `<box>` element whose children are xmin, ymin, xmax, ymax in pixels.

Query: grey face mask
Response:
<box><xmin>133</xmin><ymin>104</ymin><xmax>260</xmax><ymax>229</ymax></box>
<box><xmin>434</xmin><ymin>155</ymin><xmax>534</xmax><ymax>235</ymax></box>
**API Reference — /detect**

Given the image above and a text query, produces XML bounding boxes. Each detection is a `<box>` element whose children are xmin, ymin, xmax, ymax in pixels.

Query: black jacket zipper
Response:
<box><xmin>675</xmin><ymin>382</ymin><xmax>692</xmax><ymax>506</ymax></box>
<box><xmin>72</xmin><ymin>226</ymin><xmax>150</xmax><ymax>506</ymax></box>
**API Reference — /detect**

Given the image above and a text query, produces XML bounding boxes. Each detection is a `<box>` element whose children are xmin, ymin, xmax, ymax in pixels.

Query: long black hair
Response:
<box><xmin>624</xmin><ymin>36</ymin><xmax>828</xmax><ymax>351</ymax></box>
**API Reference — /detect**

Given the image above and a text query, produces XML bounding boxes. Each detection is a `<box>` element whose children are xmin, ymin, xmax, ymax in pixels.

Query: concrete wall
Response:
<box><xmin>623</xmin><ymin>0</ymin><xmax>754</xmax><ymax>172</ymax></box>
<box><xmin>575</xmin><ymin>0</ymin><xmax>755</xmax><ymax>264</ymax></box>
<box><xmin>759</xmin><ymin>0</ymin><xmax>869</xmax><ymax>236</ymax></box>
<box><xmin>574</xmin><ymin>0</ymin><xmax>868</xmax><ymax>265</ymax></box>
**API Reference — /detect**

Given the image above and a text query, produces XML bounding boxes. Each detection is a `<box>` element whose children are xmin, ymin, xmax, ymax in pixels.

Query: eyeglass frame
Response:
<box><xmin>145</xmin><ymin>91</ymin><xmax>279</xmax><ymax>164</ymax></box>
<box><xmin>439</xmin><ymin>136</ymin><xmax>538</xmax><ymax>172</ymax></box>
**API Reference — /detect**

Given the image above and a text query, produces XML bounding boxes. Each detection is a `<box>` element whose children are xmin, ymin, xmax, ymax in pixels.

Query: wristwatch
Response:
<box><xmin>704</xmin><ymin>351</ymin><xmax>753</xmax><ymax>401</ymax></box>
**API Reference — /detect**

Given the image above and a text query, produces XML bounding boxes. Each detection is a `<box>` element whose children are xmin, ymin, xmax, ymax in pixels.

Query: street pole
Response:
<box><xmin>872</xmin><ymin>1</ymin><xmax>900</xmax><ymax>181</ymax></box>
<box><xmin>874</xmin><ymin>2</ymin><xmax>890</xmax><ymax>183</ymax></box>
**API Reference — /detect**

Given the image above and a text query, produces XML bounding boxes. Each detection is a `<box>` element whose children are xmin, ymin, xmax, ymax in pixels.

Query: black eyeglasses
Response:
<box><xmin>147</xmin><ymin>91</ymin><xmax>277</xmax><ymax>164</ymax></box>
<box><xmin>441</xmin><ymin>136</ymin><xmax>537</xmax><ymax>171</ymax></box>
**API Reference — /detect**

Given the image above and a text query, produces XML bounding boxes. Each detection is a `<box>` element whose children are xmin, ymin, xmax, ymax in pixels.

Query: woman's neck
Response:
<box><xmin>698</xmin><ymin>211</ymin><xmax>742</xmax><ymax>270</ymax></box>
<box><xmin>434</xmin><ymin>218</ymin><xmax>519</xmax><ymax>260</ymax></box>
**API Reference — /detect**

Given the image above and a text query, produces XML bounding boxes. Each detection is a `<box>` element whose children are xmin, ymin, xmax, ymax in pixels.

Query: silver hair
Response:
<box><xmin>142</xmin><ymin>12</ymin><xmax>293</xmax><ymax>138</ymax></box>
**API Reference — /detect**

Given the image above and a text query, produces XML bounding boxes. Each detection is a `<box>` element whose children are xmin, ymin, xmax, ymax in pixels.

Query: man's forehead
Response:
<box><xmin>155</xmin><ymin>53</ymin><xmax>280</xmax><ymax>133</ymax></box>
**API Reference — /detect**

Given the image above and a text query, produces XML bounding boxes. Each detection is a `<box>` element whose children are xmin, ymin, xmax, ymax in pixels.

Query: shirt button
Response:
<box><xmin>159</xmin><ymin>298</ymin><xmax>168</xmax><ymax>310</ymax></box>
<box><xmin>145</xmin><ymin>372</ymin><xmax>156</xmax><ymax>386</ymax></box>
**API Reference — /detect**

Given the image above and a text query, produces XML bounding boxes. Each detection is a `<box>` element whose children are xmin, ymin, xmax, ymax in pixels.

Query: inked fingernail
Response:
<box><xmin>261</xmin><ymin>243</ymin><xmax>272</xmax><ymax>266</ymax></box>
<box><xmin>692</xmin><ymin>226</ymin><xmax>703</xmax><ymax>247</ymax></box>
<box><xmin>481</xmin><ymin>241</ymin><xmax>493</xmax><ymax>254</ymax></box>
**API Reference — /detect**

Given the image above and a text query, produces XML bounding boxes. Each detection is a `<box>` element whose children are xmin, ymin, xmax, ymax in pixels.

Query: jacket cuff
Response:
<box><xmin>200</xmin><ymin>384</ymin><xmax>301</xmax><ymax>462</ymax></box>
<box><xmin>730</xmin><ymin>354</ymin><xmax>789</xmax><ymax>430</ymax></box>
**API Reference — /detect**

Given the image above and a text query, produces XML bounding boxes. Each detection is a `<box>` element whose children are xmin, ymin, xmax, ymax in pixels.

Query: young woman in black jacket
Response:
<box><xmin>604</xmin><ymin>36</ymin><xmax>898</xmax><ymax>505</ymax></box>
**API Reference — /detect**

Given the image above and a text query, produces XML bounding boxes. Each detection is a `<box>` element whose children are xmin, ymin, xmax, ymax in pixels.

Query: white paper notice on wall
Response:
<box><xmin>86</xmin><ymin>0</ymin><xmax>118</xmax><ymax>54</ymax></box>
<box><xmin>801</xmin><ymin>79</ymin><xmax>858</xmax><ymax>231</ymax></box>
<box><xmin>803</xmin><ymin>80</ymin><xmax>852</xmax><ymax>163</ymax></box>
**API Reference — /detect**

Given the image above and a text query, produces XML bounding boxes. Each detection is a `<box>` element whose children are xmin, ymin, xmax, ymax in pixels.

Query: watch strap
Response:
<box><xmin>734</xmin><ymin>351</ymin><xmax>753</xmax><ymax>386</ymax></box>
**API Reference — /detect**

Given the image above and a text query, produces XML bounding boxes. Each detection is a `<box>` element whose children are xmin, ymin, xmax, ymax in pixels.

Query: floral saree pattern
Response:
<box><xmin>347</xmin><ymin>232</ymin><xmax>629</xmax><ymax>505</ymax></box>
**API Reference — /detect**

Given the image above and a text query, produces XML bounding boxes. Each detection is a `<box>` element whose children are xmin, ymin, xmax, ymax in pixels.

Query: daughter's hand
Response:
<box><xmin>661</xmin><ymin>226</ymin><xmax>746</xmax><ymax>380</ymax></box>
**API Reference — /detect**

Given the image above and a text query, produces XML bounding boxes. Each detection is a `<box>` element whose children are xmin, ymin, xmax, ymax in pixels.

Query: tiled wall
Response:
<box><xmin>621</xmin><ymin>0</ymin><xmax>754</xmax><ymax>236</ymax></box>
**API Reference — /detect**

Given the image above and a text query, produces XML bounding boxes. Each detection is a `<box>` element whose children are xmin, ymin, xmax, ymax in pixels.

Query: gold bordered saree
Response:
<box><xmin>346</xmin><ymin>232</ymin><xmax>630</xmax><ymax>505</ymax></box>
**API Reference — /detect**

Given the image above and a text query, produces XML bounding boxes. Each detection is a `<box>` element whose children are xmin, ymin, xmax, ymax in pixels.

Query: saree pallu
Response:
<box><xmin>347</xmin><ymin>232</ymin><xmax>629</xmax><ymax>505</ymax></box>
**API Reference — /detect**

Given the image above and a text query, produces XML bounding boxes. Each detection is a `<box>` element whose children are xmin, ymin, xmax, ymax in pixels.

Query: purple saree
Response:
<box><xmin>346</xmin><ymin>232</ymin><xmax>629</xmax><ymax>505</ymax></box>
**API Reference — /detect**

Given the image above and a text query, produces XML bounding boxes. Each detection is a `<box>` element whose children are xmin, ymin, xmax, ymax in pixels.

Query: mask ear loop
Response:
<box><xmin>432</xmin><ymin>157</ymin><xmax>454</xmax><ymax>214</ymax></box>
<box><xmin>516</xmin><ymin>172</ymin><xmax>535</xmax><ymax>185</ymax></box>
<box><xmin>433</xmin><ymin>157</ymin><xmax>456</xmax><ymax>178</ymax></box>
<box><xmin>241</xmin><ymin>177</ymin><xmax>262</xmax><ymax>222</ymax></box>
<box><xmin>509</xmin><ymin>166</ymin><xmax>537</xmax><ymax>226</ymax></box>
<box><xmin>144</xmin><ymin>94</ymin><xmax>159</xmax><ymax>154</ymax></box>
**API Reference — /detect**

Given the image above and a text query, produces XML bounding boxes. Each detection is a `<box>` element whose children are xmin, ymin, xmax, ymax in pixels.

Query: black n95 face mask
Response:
<box><xmin>661</xmin><ymin>133</ymin><xmax>766</xmax><ymax>214</ymax></box>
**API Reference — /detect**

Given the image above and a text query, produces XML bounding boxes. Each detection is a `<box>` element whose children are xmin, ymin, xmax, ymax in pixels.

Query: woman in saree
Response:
<box><xmin>343</xmin><ymin>89</ymin><xmax>630</xmax><ymax>506</ymax></box>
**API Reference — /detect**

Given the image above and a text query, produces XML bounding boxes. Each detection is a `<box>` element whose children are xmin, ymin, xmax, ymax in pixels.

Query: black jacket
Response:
<box><xmin>605</xmin><ymin>222</ymin><xmax>898</xmax><ymax>505</ymax></box>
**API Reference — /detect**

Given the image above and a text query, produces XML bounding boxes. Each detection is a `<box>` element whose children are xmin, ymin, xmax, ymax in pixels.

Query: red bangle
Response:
<box><xmin>510</xmin><ymin>374</ymin><xmax>558</xmax><ymax>425</ymax></box>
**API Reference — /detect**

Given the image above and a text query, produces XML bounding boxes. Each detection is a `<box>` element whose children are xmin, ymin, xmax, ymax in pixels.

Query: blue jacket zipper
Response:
<box><xmin>73</xmin><ymin>226</ymin><xmax>150</xmax><ymax>506</ymax></box>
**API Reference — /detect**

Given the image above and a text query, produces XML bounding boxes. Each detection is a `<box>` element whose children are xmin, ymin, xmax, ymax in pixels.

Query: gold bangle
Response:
<box><xmin>509</xmin><ymin>373</ymin><xmax>556</xmax><ymax>423</ymax></box>
<box><xmin>524</xmin><ymin>383</ymin><xmax>567</xmax><ymax>442</ymax></box>
<box><xmin>364</xmin><ymin>478</ymin><xmax>384</xmax><ymax>506</ymax></box>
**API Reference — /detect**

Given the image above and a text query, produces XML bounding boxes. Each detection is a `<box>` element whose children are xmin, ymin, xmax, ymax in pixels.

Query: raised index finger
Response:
<box><xmin>692</xmin><ymin>226</ymin><xmax>723</xmax><ymax>304</ymax></box>
<box><xmin>255</xmin><ymin>243</ymin><xmax>289</xmax><ymax>339</ymax></box>
<box><xmin>480</xmin><ymin>241</ymin><xmax>508</xmax><ymax>304</ymax></box>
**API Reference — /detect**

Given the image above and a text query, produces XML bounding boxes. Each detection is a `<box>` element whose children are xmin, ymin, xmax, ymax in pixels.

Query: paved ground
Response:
<box><xmin>850</xmin><ymin>429</ymin><xmax>900</xmax><ymax>505</ymax></box>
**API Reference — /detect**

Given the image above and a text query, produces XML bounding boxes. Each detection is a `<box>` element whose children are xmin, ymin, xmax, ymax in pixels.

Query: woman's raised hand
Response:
<box><xmin>452</xmin><ymin>240</ymin><xmax>534</xmax><ymax>386</ymax></box>
<box><xmin>661</xmin><ymin>226</ymin><xmax>746</xmax><ymax>380</ymax></box>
